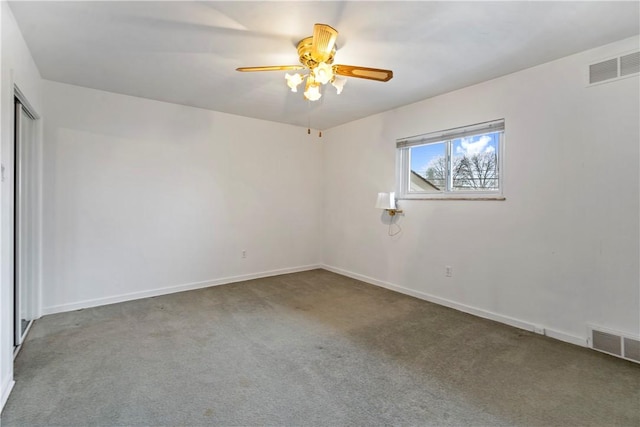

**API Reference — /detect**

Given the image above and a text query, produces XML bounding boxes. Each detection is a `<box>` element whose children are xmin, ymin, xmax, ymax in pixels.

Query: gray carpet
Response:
<box><xmin>2</xmin><ymin>269</ymin><xmax>639</xmax><ymax>426</ymax></box>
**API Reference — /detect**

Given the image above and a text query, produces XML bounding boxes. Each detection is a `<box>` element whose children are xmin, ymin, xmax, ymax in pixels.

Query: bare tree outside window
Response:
<box><xmin>454</xmin><ymin>152</ymin><xmax>498</xmax><ymax>190</ymax></box>
<box><xmin>424</xmin><ymin>155</ymin><xmax>447</xmax><ymax>189</ymax></box>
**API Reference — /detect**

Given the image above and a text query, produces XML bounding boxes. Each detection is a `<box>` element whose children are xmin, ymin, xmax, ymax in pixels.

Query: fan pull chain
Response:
<box><xmin>307</xmin><ymin>100</ymin><xmax>311</xmax><ymax>135</ymax></box>
<box><xmin>306</xmin><ymin>100</ymin><xmax>322</xmax><ymax>138</ymax></box>
<box><xmin>307</xmin><ymin>128</ymin><xmax>322</xmax><ymax>137</ymax></box>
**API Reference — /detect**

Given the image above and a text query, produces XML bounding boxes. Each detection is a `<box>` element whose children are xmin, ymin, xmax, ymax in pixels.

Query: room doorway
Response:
<box><xmin>13</xmin><ymin>92</ymin><xmax>39</xmax><ymax>350</ymax></box>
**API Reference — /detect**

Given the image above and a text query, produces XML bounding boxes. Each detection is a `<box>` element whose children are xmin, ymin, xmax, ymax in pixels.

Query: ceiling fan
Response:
<box><xmin>236</xmin><ymin>23</ymin><xmax>393</xmax><ymax>101</ymax></box>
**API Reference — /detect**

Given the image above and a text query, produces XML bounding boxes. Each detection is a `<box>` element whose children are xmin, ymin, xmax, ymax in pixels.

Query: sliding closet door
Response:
<box><xmin>14</xmin><ymin>99</ymin><xmax>37</xmax><ymax>346</ymax></box>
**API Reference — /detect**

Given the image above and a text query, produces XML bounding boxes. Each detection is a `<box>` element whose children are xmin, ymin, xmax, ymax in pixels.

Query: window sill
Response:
<box><xmin>399</xmin><ymin>196</ymin><xmax>506</xmax><ymax>201</ymax></box>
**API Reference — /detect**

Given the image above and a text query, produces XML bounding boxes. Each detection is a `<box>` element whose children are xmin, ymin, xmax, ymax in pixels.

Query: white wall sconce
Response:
<box><xmin>375</xmin><ymin>192</ymin><xmax>403</xmax><ymax>216</ymax></box>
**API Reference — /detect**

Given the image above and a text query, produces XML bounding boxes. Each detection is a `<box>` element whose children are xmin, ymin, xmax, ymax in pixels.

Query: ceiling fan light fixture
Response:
<box><xmin>304</xmin><ymin>84</ymin><xmax>322</xmax><ymax>101</ymax></box>
<box><xmin>331</xmin><ymin>76</ymin><xmax>347</xmax><ymax>95</ymax></box>
<box><xmin>304</xmin><ymin>81</ymin><xmax>322</xmax><ymax>101</ymax></box>
<box><xmin>313</xmin><ymin>61</ymin><xmax>334</xmax><ymax>85</ymax></box>
<box><xmin>285</xmin><ymin>73</ymin><xmax>304</xmax><ymax>92</ymax></box>
<box><xmin>237</xmin><ymin>24</ymin><xmax>392</xmax><ymax>103</ymax></box>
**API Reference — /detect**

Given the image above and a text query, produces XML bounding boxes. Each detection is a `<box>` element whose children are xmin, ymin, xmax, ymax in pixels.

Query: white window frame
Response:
<box><xmin>396</xmin><ymin>119</ymin><xmax>505</xmax><ymax>200</ymax></box>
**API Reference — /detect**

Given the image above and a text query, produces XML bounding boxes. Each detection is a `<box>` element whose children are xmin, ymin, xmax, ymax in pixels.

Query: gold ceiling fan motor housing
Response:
<box><xmin>297</xmin><ymin>36</ymin><xmax>337</xmax><ymax>69</ymax></box>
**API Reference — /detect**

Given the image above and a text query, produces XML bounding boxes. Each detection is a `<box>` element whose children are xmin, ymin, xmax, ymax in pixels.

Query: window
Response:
<box><xmin>396</xmin><ymin>119</ymin><xmax>504</xmax><ymax>199</ymax></box>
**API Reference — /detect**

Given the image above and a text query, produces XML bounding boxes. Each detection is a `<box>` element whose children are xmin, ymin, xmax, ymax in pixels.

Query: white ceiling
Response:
<box><xmin>8</xmin><ymin>1</ymin><xmax>640</xmax><ymax>130</ymax></box>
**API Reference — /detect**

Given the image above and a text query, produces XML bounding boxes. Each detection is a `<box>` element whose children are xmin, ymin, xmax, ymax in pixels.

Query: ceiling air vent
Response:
<box><xmin>588</xmin><ymin>51</ymin><xmax>639</xmax><ymax>86</ymax></box>
<box><xmin>588</xmin><ymin>325</ymin><xmax>640</xmax><ymax>364</ymax></box>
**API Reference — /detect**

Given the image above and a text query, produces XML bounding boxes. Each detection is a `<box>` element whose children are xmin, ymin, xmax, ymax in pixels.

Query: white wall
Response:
<box><xmin>0</xmin><ymin>0</ymin><xmax>43</xmax><ymax>409</ymax></box>
<box><xmin>41</xmin><ymin>81</ymin><xmax>323</xmax><ymax>313</ymax></box>
<box><xmin>322</xmin><ymin>36</ymin><xmax>640</xmax><ymax>345</ymax></box>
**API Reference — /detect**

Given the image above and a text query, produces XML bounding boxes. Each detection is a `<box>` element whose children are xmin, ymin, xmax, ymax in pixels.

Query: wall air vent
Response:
<box><xmin>620</xmin><ymin>51</ymin><xmax>640</xmax><ymax>77</ymax></box>
<box><xmin>588</xmin><ymin>51</ymin><xmax>639</xmax><ymax>86</ymax></box>
<box><xmin>588</xmin><ymin>325</ymin><xmax>640</xmax><ymax>364</ymax></box>
<box><xmin>589</xmin><ymin>58</ymin><xmax>618</xmax><ymax>84</ymax></box>
<box><xmin>623</xmin><ymin>337</ymin><xmax>640</xmax><ymax>363</ymax></box>
<box><xmin>592</xmin><ymin>330</ymin><xmax>621</xmax><ymax>355</ymax></box>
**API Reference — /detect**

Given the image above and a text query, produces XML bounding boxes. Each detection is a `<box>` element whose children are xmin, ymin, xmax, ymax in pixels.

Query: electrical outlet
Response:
<box><xmin>445</xmin><ymin>266</ymin><xmax>452</xmax><ymax>277</ymax></box>
<box><xmin>242</xmin><ymin>250</ymin><xmax>247</xmax><ymax>258</ymax></box>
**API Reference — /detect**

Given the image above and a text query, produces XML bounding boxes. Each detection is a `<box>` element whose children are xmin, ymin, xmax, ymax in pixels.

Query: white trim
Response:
<box><xmin>321</xmin><ymin>264</ymin><xmax>587</xmax><ymax>347</ymax></box>
<box><xmin>41</xmin><ymin>264</ymin><xmax>321</xmax><ymax>315</ymax></box>
<box><xmin>398</xmin><ymin>195</ymin><xmax>506</xmax><ymax>201</ymax></box>
<box><xmin>14</xmin><ymin>86</ymin><xmax>40</xmax><ymax>119</ymax></box>
<box><xmin>1</xmin><ymin>378</ymin><xmax>15</xmax><ymax>410</ymax></box>
<box><xmin>36</xmin><ymin>110</ymin><xmax>44</xmax><ymax>321</ymax></box>
<box><xmin>545</xmin><ymin>328</ymin><xmax>588</xmax><ymax>347</ymax></box>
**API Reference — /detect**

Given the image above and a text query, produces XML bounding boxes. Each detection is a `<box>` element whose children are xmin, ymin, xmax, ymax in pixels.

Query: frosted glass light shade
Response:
<box><xmin>285</xmin><ymin>73</ymin><xmax>304</xmax><ymax>92</ymax></box>
<box><xmin>331</xmin><ymin>76</ymin><xmax>347</xmax><ymax>94</ymax></box>
<box><xmin>304</xmin><ymin>84</ymin><xmax>322</xmax><ymax>101</ymax></box>
<box><xmin>313</xmin><ymin>62</ymin><xmax>334</xmax><ymax>85</ymax></box>
<box><xmin>375</xmin><ymin>192</ymin><xmax>396</xmax><ymax>210</ymax></box>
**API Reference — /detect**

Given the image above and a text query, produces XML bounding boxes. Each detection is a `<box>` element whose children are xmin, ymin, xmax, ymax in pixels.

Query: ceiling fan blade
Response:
<box><xmin>334</xmin><ymin>65</ymin><xmax>393</xmax><ymax>82</ymax></box>
<box><xmin>311</xmin><ymin>23</ymin><xmax>338</xmax><ymax>63</ymax></box>
<box><xmin>236</xmin><ymin>65</ymin><xmax>305</xmax><ymax>72</ymax></box>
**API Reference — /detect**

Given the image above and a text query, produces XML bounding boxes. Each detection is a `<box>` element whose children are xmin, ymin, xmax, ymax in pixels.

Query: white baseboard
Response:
<box><xmin>546</xmin><ymin>327</ymin><xmax>588</xmax><ymax>347</ymax></box>
<box><xmin>321</xmin><ymin>264</ymin><xmax>587</xmax><ymax>348</ymax></box>
<box><xmin>42</xmin><ymin>264</ymin><xmax>322</xmax><ymax>315</ymax></box>
<box><xmin>40</xmin><ymin>263</ymin><xmax>589</xmax><ymax>349</ymax></box>
<box><xmin>1</xmin><ymin>377</ymin><xmax>15</xmax><ymax>412</ymax></box>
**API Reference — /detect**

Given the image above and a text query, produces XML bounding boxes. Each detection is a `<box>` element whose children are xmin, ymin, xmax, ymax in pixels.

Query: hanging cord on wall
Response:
<box><xmin>388</xmin><ymin>217</ymin><xmax>402</xmax><ymax>236</ymax></box>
